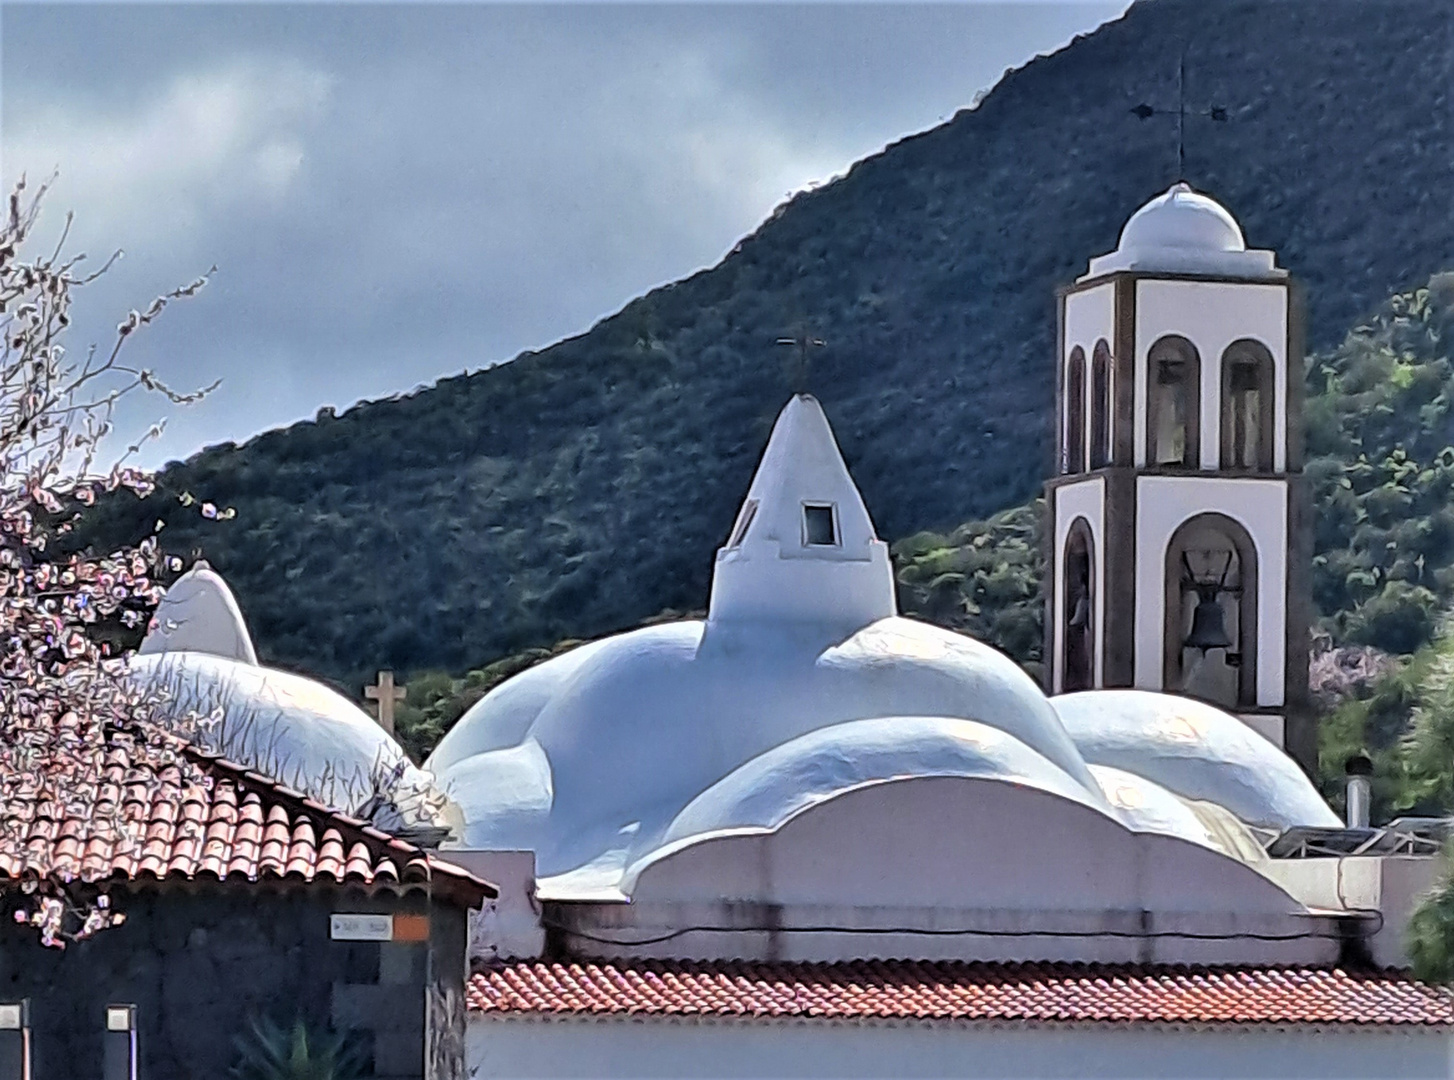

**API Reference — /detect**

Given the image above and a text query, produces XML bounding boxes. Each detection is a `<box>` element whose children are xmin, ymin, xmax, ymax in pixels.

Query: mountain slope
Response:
<box><xmin>85</xmin><ymin>0</ymin><xmax>1454</xmax><ymax>685</ymax></box>
<box><xmin>396</xmin><ymin>269</ymin><xmax>1454</xmax><ymax>772</ymax></box>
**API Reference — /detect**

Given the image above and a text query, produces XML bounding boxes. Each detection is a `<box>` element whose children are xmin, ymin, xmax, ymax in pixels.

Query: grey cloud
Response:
<box><xmin>2</xmin><ymin>2</ymin><xmax>1126</xmax><ymax>465</ymax></box>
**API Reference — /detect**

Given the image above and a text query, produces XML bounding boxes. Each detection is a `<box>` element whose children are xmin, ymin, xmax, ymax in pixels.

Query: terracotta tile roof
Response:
<box><xmin>468</xmin><ymin>960</ymin><xmax>1454</xmax><ymax>1028</ymax></box>
<box><xmin>0</xmin><ymin>738</ymin><xmax>492</xmax><ymax>905</ymax></box>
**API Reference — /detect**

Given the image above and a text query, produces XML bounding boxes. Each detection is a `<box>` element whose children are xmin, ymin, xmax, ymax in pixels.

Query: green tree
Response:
<box><xmin>1407</xmin><ymin>862</ymin><xmax>1454</xmax><ymax>984</ymax></box>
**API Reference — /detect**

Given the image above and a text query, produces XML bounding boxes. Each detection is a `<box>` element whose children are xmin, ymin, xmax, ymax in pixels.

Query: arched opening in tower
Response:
<box><xmin>1221</xmin><ymin>339</ymin><xmax>1275</xmax><ymax>471</ymax></box>
<box><xmin>1163</xmin><ymin>513</ymin><xmax>1258</xmax><ymax>709</ymax></box>
<box><xmin>1063</xmin><ymin>519</ymin><xmax>1095</xmax><ymax>692</ymax></box>
<box><xmin>1091</xmin><ymin>340</ymin><xmax>1113</xmax><ymax>468</ymax></box>
<box><xmin>1147</xmin><ymin>335</ymin><xmax>1201</xmax><ymax>469</ymax></box>
<box><xmin>1065</xmin><ymin>346</ymin><xmax>1087</xmax><ymax>474</ymax></box>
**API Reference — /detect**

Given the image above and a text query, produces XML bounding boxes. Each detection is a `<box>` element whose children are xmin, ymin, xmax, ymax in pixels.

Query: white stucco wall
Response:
<box><xmin>1133</xmin><ymin>279</ymin><xmax>1289</xmax><ymax>471</ymax></box>
<box><xmin>563</xmin><ymin>775</ymin><xmax>1334</xmax><ymax>967</ymax></box>
<box><xmin>1267</xmin><ymin>855</ymin><xmax>1444</xmax><ymax>970</ymax></box>
<box><xmin>468</xmin><ymin>1016</ymin><xmax>1453</xmax><ymax>1080</ymax></box>
<box><xmin>1134</xmin><ymin>475</ymin><xmax>1288</xmax><ymax>705</ymax></box>
<box><xmin>1062</xmin><ymin>283</ymin><xmax>1116</xmax><ymax>471</ymax></box>
<box><xmin>1051</xmin><ymin>478</ymin><xmax>1106</xmax><ymax>692</ymax></box>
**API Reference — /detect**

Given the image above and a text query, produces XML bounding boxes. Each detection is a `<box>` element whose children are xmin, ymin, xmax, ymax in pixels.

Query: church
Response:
<box><xmin>124</xmin><ymin>185</ymin><xmax>1454</xmax><ymax>1077</ymax></box>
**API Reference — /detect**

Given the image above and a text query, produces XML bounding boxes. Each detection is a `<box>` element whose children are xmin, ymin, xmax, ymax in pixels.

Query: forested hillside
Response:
<box><xmin>388</xmin><ymin>272</ymin><xmax>1454</xmax><ymax>768</ymax></box>
<box><xmin>80</xmin><ymin>0</ymin><xmax>1454</xmax><ymax>686</ymax></box>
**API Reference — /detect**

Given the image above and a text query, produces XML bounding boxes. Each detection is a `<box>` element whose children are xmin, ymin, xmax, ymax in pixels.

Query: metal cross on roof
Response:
<box><xmin>1130</xmin><ymin>53</ymin><xmax>1230</xmax><ymax>183</ymax></box>
<box><xmin>776</xmin><ymin>329</ymin><xmax>826</xmax><ymax>394</ymax></box>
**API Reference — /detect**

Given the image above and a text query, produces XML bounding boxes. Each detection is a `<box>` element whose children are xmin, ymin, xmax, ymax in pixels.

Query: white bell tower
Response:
<box><xmin>1044</xmin><ymin>183</ymin><xmax>1312</xmax><ymax>771</ymax></box>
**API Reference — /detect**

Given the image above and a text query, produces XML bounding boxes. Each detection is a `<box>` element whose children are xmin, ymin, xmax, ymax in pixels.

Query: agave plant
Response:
<box><xmin>231</xmin><ymin>1014</ymin><xmax>368</xmax><ymax>1080</ymax></box>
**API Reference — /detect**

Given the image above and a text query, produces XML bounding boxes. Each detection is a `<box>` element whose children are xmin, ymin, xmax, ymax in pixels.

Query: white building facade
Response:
<box><xmin>471</xmin><ymin>1007</ymin><xmax>1453</xmax><ymax>1080</ymax></box>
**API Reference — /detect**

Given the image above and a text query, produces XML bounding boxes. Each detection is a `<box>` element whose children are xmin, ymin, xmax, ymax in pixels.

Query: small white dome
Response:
<box><xmin>1051</xmin><ymin>690</ymin><xmax>1339</xmax><ymax>831</ymax></box>
<box><xmin>1120</xmin><ymin>182</ymin><xmax>1246</xmax><ymax>254</ymax></box>
<box><xmin>131</xmin><ymin>651</ymin><xmax>452</xmax><ymax>832</ymax></box>
<box><xmin>1084</xmin><ymin>183</ymin><xmax>1282</xmax><ymax>280</ymax></box>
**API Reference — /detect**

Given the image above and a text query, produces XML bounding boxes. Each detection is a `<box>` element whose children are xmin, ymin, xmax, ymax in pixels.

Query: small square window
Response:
<box><xmin>729</xmin><ymin>501</ymin><xmax>758</xmax><ymax>547</ymax></box>
<box><xmin>803</xmin><ymin>503</ymin><xmax>838</xmax><ymax>546</ymax></box>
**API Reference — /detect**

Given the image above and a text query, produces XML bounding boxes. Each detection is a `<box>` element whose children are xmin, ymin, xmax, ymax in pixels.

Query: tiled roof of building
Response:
<box><xmin>468</xmin><ymin>960</ymin><xmax>1454</xmax><ymax>1027</ymax></box>
<box><xmin>0</xmin><ymin>738</ymin><xmax>492</xmax><ymax>905</ymax></box>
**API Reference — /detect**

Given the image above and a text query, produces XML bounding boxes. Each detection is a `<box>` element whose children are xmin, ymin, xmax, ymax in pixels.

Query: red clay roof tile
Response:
<box><xmin>1</xmin><ymin>737</ymin><xmax>492</xmax><ymax>904</ymax></box>
<box><xmin>467</xmin><ymin>960</ymin><xmax>1454</xmax><ymax>1028</ymax></box>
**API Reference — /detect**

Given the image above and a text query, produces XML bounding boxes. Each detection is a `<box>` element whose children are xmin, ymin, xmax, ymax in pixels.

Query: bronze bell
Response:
<box><xmin>1184</xmin><ymin>587</ymin><xmax>1233</xmax><ymax>652</ymax></box>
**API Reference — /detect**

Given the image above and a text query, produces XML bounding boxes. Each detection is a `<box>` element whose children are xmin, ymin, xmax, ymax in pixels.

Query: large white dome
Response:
<box><xmin>427</xmin><ymin>396</ymin><xmax>1115</xmax><ymax>896</ymax></box>
<box><xmin>428</xmin><ymin>615</ymin><xmax>1099</xmax><ymax>891</ymax></box>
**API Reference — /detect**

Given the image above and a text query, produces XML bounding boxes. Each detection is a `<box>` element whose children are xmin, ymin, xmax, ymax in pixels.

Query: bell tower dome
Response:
<box><xmin>1044</xmin><ymin>184</ymin><xmax>1312</xmax><ymax>771</ymax></box>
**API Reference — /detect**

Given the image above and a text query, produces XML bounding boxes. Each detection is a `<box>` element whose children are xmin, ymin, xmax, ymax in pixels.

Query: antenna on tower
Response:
<box><xmin>1130</xmin><ymin>51</ymin><xmax>1230</xmax><ymax>183</ymax></box>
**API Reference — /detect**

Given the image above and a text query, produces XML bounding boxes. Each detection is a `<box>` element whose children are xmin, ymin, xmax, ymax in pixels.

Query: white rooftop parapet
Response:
<box><xmin>1264</xmin><ymin>853</ymin><xmax>1442</xmax><ymax>969</ymax></box>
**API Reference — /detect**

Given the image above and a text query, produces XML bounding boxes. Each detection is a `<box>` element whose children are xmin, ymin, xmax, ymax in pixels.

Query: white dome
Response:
<box><xmin>1051</xmin><ymin>690</ymin><xmax>1339</xmax><ymax>831</ymax></box>
<box><xmin>428</xmin><ymin>395</ymin><xmax>1104</xmax><ymax>896</ymax></box>
<box><xmin>658</xmin><ymin>716</ymin><xmax>1105</xmax><ymax>852</ymax></box>
<box><xmin>131</xmin><ymin>651</ymin><xmax>452</xmax><ymax>832</ymax></box>
<box><xmin>1084</xmin><ymin>183</ymin><xmax>1282</xmax><ymax>280</ymax></box>
<box><xmin>1121</xmin><ymin>182</ymin><xmax>1246</xmax><ymax>253</ymax></box>
<box><xmin>430</xmin><ymin>615</ymin><xmax>1101</xmax><ymax>893</ymax></box>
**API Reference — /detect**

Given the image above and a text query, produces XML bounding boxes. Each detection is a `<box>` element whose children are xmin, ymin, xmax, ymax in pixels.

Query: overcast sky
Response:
<box><xmin>2</xmin><ymin>2</ymin><xmax>1127</xmax><ymax>465</ymax></box>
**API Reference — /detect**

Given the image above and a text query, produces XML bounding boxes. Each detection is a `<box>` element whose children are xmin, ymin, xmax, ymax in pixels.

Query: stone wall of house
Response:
<box><xmin>0</xmin><ymin>884</ymin><xmax>468</xmax><ymax>1080</ymax></box>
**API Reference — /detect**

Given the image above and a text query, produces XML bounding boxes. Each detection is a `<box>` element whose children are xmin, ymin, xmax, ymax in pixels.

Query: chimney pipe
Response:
<box><xmin>1344</xmin><ymin>754</ymin><xmax>1373</xmax><ymax>829</ymax></box>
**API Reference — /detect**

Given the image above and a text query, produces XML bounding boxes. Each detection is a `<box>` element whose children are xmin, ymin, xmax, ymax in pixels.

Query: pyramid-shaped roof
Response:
<box><xmin>708</xmin><ymin>395</ymin><xmax>895</xmax><ymax>629</ymax></box>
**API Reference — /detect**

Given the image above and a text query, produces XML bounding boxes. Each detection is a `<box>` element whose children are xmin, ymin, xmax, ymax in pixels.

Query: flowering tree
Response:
<box><xmin>0</xmin><ymin>174</ymin><xmax>214</xmax><ymax>946</ymax></box>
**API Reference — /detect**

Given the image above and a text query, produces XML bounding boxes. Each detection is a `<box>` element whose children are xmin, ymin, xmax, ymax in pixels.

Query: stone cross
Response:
<box><xmin>365</xmin><ymin>670</ymin><xmax>407</xmax><ymax>736</ymax></box>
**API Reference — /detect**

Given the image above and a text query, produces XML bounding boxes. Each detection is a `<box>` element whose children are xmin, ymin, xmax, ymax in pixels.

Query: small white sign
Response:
<box><xmin>0</xmin><ymin>1003</ymin><xmax>23</xmax><ymax>1030</ymax></box>
<box><xmin>330</xmin><ymin>914</ymin><xmax>393</xmax><ymax>941</ymax></box>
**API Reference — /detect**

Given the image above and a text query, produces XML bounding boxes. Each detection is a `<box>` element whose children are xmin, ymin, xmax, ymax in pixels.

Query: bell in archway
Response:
<box><xmin>1184</xmin><ymin>587</ymin><xmax>1233</xmax><ymax>652</ymax></box>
